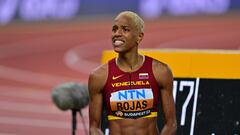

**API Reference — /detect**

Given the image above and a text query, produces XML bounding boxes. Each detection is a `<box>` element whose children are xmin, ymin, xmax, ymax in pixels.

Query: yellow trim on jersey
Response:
<box><xmin>108</xmin><ymin>112</ymin><xmax>158</xmax><ymax>120</ymax></box>
<box><xmin>102</xmin><ymin>49</ymin><xmax>240</xmax><ymax>79</ymax></box>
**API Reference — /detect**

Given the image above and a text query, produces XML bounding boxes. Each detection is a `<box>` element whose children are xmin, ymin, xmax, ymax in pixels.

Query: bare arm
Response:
<box><xmin>88</xmin><ymin>65</ymin><xmax>107</xmax><ymax>135</ymax></box>
<box><xmin>153</xmin><ymin>61</ymin><xmax>177</xmax><ymax>135</ymax></box>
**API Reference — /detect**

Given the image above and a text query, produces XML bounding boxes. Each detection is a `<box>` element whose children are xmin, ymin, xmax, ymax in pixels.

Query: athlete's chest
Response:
<box><xmin>110</xmin><ymin>72</ymin><xmax>151</xmax><ymax>89</ymax></box>
<box><xmin>107</xmin><ymin>72</ymin><xmax>155</xmax><ymax>118</ymax></box>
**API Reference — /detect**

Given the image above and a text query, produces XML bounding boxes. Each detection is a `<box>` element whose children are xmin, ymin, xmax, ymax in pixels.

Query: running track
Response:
<box><xmin>0</xmin><ymin>14</ymin><xmax>240</xmax><ymax>135</ymax></box>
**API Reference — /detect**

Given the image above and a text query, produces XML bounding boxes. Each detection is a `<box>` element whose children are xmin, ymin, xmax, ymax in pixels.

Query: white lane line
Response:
<box><xmin>0</xmin><ymin>116</ymin><xmax>71</xmax><ymax>129</ymax></box>
<box><xmin>0</xmin><ymin>65</ymin><xmax>78</xmax><ymax>86</ymax></box>
<box><xmin>0</xmin><ymin>86</ymin><xmax>51</xmax><ymax>100</ymax></box>
<box><xmin>64</xmin><ymin>40</ymin><xmax>111</xmax><ymax>74</ymax></box>
<box><xmin>157</xmin><ymin>31</ymin><xmax>240</xmax><ymax>48</ymax></box>
<box><xmin>0</xmin><ymin>35</ymin><xmax>75</xmax><ymax>58</ymax></box>
<box><xmin>0</xmin><ymin>101</ymin><xmax>60</xmax><ymax>115</ymax></box>
<box><xmin>0</xmin><ymin>86</ymin><xmax>50</xmax><ymax>100</ymax></box>
<box><xmin>0</xmin><ymin>40</ymin><xmax>44</xmax><ymax>58</ymax></box>
<box><xmin>0</xmin><ymin>100</ymin><xmax>89</xmax><ymax>118</ymax></box>
<box><xmin>0</xmin><ymin>133</ymin><xmax>17</xmax><ymax>135</ymax></box>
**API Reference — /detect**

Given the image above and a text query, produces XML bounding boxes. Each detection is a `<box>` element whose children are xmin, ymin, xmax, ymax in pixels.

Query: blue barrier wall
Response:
<box><xmin>0</xmin><ymin>0</ymin><xmax>239</xmax><ymax>24</ymax></box>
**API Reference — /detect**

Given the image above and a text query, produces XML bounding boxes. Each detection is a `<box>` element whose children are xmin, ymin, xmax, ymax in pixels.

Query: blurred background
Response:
<box><xmin>0</xmin><ymin>0</ymin><xmax>240</xmax><ymax>135</ymax></box>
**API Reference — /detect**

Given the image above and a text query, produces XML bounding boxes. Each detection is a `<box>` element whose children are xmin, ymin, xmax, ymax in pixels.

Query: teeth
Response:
<box><xmin>114</xmin><ymin>40</ymin><xmax>124</xmax><ymax>46</ymax></box>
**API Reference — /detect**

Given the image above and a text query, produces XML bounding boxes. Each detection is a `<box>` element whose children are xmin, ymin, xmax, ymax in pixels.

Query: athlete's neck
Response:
<box><xmin>116</xmin><ymin>52</ymin><xmax>144</xmax><ymax>72</ymax></box>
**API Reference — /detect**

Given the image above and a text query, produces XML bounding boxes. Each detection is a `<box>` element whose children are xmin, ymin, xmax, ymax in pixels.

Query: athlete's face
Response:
<box><xmin>111</xmin><ymin>15</ymin><xmax>143</xmax><ymax>53</ymax></box>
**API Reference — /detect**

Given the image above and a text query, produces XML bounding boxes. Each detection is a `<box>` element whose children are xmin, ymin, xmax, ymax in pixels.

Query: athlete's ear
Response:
<box><xmin>137</xmin><ymin>32</ymin><xmax>144</xmax><ymax>45</ymax></box>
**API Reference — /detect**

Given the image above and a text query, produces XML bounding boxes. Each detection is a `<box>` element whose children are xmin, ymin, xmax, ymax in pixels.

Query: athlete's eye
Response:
<box><xmin>123</xmin><ymin>27</ymin><xmax>130</xmax><ymax>32</ymax></box>
<box><xmin>112</xmin><ymin>26</ymin><xmax>117</xmax><ymax>32</ymax></box>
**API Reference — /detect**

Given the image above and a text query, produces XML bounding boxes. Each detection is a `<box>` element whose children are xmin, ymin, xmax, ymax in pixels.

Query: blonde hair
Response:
<box><xmin>116</xmin><ymin>11</ymin><xmax>144</xmax><ymax>33</ymax></box>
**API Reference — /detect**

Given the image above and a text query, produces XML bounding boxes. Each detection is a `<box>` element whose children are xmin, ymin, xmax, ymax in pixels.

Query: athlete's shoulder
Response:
<box><xmin>89</xmin><ymin>62</ymin><xmax>108</xmax><ymax>81</ymax></box>
<box><xmin>151</xmin><ymin>57</ymin><xmax>173</xmax><ymax>84</ymax></box>
<box><xmin>149</xmin><ymin>57</ymin><xmax>169</xmax><ymax>71</ymax></box>
<box><xmin>88</xmin><ymin>63</ymin><xmax>108</xmax><ymax>93</ymax></box>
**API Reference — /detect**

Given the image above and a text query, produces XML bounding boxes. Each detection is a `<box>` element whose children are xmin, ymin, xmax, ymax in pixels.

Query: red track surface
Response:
<box><xmin>0</xmin><ymin>14</ymin><xmax>240</xmax><ymax>135</ymax></box>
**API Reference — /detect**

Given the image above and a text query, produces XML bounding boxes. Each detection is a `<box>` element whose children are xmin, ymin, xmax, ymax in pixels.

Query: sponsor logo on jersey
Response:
<box><xmin>112</xmin><ymin>74</ymin><xmax>124</xmax><ymax>80</ymax></box>
<box><xmin>110</xmin><ymin>88</ymin><xmax>153</xmax><ymax>112</ymax></box>
<box><xmin>115</xmin><ymin>111</ymin><xmax>124</xmax><ymax>117</ymax></box>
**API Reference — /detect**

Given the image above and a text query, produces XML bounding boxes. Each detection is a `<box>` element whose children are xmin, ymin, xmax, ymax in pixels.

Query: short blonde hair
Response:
<box><xmin>116</xmin><ymin>11</ymin><xmax>144</xmax><ymax>33</ymax></box>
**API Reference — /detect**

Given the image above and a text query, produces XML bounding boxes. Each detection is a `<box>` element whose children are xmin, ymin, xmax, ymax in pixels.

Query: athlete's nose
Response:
<box><xmin>114</xmin><ymin>29</ymin><xmax>123</xmax><ymax>36</ymax></box>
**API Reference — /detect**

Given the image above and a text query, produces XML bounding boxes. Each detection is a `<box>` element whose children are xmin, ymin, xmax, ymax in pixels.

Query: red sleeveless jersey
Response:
<box><xmin>103</xmin><ymin>55</ymin><xmax>160</xmax><ymax>120</ymax></box>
